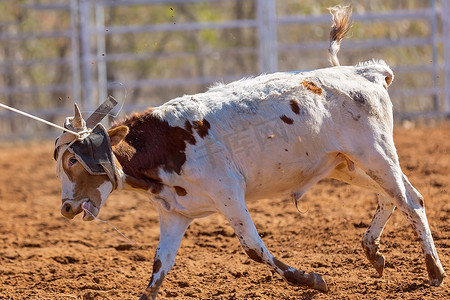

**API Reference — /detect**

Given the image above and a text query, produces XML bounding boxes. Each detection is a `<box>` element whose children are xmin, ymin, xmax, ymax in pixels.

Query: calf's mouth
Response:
<box><xmin>61</xmin><ymin>199</ymin><xmax>99</xmax><ymax>221</ymax></box>
<box><xmin>81</xmin><ymin>200</ymin><xmax>99</xmax><ymax>221</ymax></box>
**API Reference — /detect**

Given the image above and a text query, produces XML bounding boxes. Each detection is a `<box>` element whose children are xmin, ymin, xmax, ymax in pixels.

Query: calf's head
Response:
<box><xmin>54</xmin><ymin>105</ymin><xmax>128</xmax><ymax>221</ymax></box>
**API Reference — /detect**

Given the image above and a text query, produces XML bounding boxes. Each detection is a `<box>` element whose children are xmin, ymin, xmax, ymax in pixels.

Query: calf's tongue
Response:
<box><xmin>81</xmin><ymin>201</ymin><xmax>96</xmax><ymax>221</ymax></box>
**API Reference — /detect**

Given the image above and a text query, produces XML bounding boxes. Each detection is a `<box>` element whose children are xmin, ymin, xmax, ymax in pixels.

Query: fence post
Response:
<box><xmin>257</xmin><ymin>0</ymin><xmax>278</xmax><ymax>73</ymax></box>
<box><xmin>430</xmin><ymin>0</ymin><xmax>439</xmax><ymax>112</ymax></box>
<box><xmin>79</xmin><ymin>0</ymin><xmax>94</xmax><ymax>113</ymax></box>
<box><xmin>95</xmin><ymin>4</ymin><xmax>107</xmax><ymax>110</ymax></box>
<box><xmin>443</xmin><ymin>0</ymin><xmax>450</xmax><ymax>116</ymax></box>
<box><xmin>70</xmin><ymin>0</ymin><xmax>81</xmax><ymax>104</ymax></box>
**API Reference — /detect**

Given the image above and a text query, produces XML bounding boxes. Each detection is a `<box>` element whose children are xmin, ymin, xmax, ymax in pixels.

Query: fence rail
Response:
<box><xmin>0</xmin><ymin>0</ymin><xmax>449</xmax><ymax>140</ymax></box>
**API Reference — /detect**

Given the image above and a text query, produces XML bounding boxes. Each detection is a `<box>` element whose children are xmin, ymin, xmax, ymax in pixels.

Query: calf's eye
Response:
<box><xmin>69</xmin><ymin>157</ymin><xmax>77</xmax><ymax>165</ymax></box>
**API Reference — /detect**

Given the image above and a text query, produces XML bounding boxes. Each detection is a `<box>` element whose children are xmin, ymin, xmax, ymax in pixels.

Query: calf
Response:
<box><xmin>54</xmin><ymin>6</ymin><xmax>445</xmax><ymax>299</ymax></box>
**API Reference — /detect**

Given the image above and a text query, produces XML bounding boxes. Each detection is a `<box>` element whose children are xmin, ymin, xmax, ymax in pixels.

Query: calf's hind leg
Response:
<box><xmin>361</xmin><ymin>195</ymin><xmax>395</xmax><ymax>276</ymax></box>
<box><xmin>353</xmin><ymin>149</ymin><xmax>446</xmax><ymax>286</ymax></box>
<box><xmin>400</xmin><ymin>173</ymin><xmax>446</xmax><ymax>285</ymax></box>
<box><xmin>330</xmin><ymin>165</ymin><xmax>395</xmax><ymax>276</ymax></box>
<box><xmin>216</xmin><ymin>187</ymin><xmax>328</xmax><ymax>293</ymax></box>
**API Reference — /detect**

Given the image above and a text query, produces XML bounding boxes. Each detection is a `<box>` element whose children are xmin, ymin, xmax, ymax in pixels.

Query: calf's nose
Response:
<box><xmin>61</xmin><ymin>202</ymin><xmax>75</xmax><ymax>219</ymax></box>
<box><xmin>64</xmin><ymin>202</ymin><xmax>71</xmax><ymax>212</ymax></box>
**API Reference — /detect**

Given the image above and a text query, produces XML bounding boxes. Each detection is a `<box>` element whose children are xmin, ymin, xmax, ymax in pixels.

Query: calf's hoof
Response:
<box><xmin>284</xmin><ymin>269</ymin><xmax>328</xmax><ymax>293</ymax></box>
<box><xmin>138</xmin><ymin>294</ymin><xmax>149</xmax><ymax>300</ymax></box>
<box><xmin>308</xmin><ymin>272</ymin><xmax>328</xmax><ymax>293</ymax></box>
<box><xmin>361</xmin><ymin>242</ymin><xmax>386</xmax><ymax>277</ymax></box>
<box><xmin>426</xmin><ymin>254</ymin><xmax>446</xmax><ymax>286</ymax></box>
<box><xmin>428</xmin><ymin>270</ymin><xmax>446</xmax><ymax>287</ymax></box>
<box><xmin>373</xmin><ymin>254</ymin><xmax>385</xmax><ymax>277</ymax></box>
<box><xmin>139</xmin><ymin>288</ymin><xmax>158</xmax><ymax>300</ymax></box>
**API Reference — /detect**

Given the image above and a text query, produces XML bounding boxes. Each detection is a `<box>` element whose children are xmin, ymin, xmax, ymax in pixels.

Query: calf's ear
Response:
<box><xmin>108</xmin><ymin>126</ymin><xmax>129</xmax><ymax>146</ymax></box>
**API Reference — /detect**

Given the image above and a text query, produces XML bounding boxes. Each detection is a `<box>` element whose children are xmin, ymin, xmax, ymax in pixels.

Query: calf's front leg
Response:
<box><xmin>139</xmin><ymin>208</ymin><xmax>192</xmax><ymax>300</ymax></box>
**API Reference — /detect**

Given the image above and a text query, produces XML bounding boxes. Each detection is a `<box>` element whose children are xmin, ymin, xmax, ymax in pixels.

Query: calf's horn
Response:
<box><xmin>72</xmin><ymin>103</ymin><xmax>85</xmax><ymax>129</ymax></box>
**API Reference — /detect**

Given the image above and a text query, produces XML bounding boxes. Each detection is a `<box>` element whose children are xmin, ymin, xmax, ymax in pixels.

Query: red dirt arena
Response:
<box><xmin>0</xmin><ymin>124</ymin><xmax>449</xmax><ymax>299</ymax></box>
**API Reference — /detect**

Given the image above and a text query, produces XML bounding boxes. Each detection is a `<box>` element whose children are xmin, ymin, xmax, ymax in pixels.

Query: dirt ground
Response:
<box><xmin>0</xmin><ymin>124</ymin><xmax>449</xmax><ymax>299</ymax></box>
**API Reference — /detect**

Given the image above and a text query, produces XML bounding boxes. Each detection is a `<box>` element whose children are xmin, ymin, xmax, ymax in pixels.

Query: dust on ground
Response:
<box><xmin>0</xmin><ymin>125</ymin><xmax>449</xmax><ymax>299</ymax></box>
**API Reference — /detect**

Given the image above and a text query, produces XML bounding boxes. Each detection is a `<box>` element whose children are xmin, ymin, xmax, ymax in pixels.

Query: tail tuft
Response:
<box><xmin>328</xmin><ymin>5</ymin><xmax>352</xmax><ymax>67</ymax></box>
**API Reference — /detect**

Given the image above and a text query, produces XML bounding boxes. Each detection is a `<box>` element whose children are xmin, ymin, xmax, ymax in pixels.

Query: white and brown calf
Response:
<box><xmin>54</xmin><ymin>6</ymin><xmax>445</xmax><ymax>300</ymax></box>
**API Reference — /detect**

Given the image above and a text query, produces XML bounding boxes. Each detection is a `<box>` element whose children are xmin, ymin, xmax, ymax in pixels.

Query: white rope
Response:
<box><xmin>0</xmin><ymin>102</ymin><xmax>81</xmax><ymax>137</ymax></box>
<box><xmin>82</xmin><ymin>205</ymin><xmax>136</xmax><ymax>244</ymax></box>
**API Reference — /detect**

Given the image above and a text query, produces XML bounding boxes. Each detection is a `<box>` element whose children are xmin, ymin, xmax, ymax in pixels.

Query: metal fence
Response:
<box><xmin>1</xmin><ymin>0</ymin><xmax>449</xmax><ymax>140</ymax></box>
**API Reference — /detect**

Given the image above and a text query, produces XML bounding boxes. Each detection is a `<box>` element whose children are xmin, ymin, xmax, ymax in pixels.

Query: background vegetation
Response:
<box><xmin>0</xmin><ymin>0</ymin><xmax>447</xmax><ymax>138</ymax></box>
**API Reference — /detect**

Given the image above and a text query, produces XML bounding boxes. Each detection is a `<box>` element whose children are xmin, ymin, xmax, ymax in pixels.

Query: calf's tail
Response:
<box><xmin>328</xmin><ymin>5</ymin><xmax>352</xmax><ymax>67</ymax></box>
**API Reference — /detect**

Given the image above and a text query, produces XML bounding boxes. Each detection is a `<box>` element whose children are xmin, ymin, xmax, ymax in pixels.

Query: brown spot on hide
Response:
<box><xmin>111</xmin><ymin>109</ymin><xmax>196</xmax><ymax>180</ymax></box>
<box><xmin>245</xmin><ymin>248</ymin><xmax>263</xmax><ymax>263</ymax></box>
<box><xmin>290</xmin><ymin>100</ymin><xmax>300</xmax><ymax>115</ymax></box>
<box><xmin>419</xmin><ymin>198</ymin><xmax>424</xmax><ymax>208</ymax></box>
<box><xmin>174</xmin><ymin>186</ymin><xmax>187</xmax><ymax>196</ymax></box>
<box><xmin>184</xmin><ymin>120</ymin><xmax>193</xmax><ymax>134</ymax></box>
<box><xmin>150</xmin><ymin>186</ymin><xmax>163</xmax><ymax>195</ymax></box>
<box><xmin>141</xmin><ymin>168</ymin><xmax>162</xmax><ymax>182</ymax></box>
<box><xmin>124</xmin><ymin>175</ymin><xmax>163</xmax><ymax>194</ymax></box>
<box><xmin>141</xmin><ymin>168</ymin><xmax>164</xmax><ymax>194</ymax></box>
<box><xmin>280</xmin><ymin>115</ymin><xmax>294</xmax><ymax>125</ymax></box>
<box><xmin>301</xmin><ymin>81</ymin><xmax>322</xmax><ymax>95</ymax></box>
<box><xmin>192</xmin><ymin>119</ymin><xmax>211</xmax><ymax>138</ymax></box>
<box><xmin>273</xmin><ymin>257</ymin><xmax>288</xmax><ymax>271</ymax></box>
<box><xmin>152</xmin><ymin>259</ymin><xmax>162</xmax><ymax>274</ymax></box>
<box><xmin>268</xmin><ymin>134</ymin><xmax>275</xmax><ymax>139</ymax></box>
